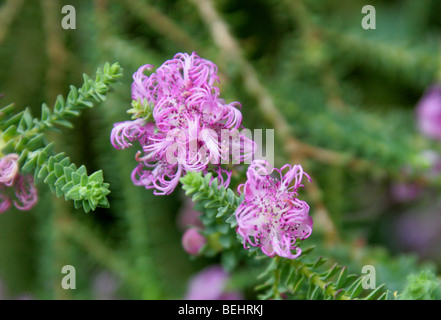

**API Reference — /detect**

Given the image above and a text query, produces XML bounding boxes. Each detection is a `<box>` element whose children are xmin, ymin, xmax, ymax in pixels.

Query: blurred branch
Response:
<box><xmin>0</xmin><ymin>0</ymin><xmax>24</xmax><ymax>45</ymax></box>
<box><xmin>121</xmin><ymin>0</ymin><xmax>200</xmax><ymax>53</ymax></box>
<box><xmin>324</xmin><ymin>28</ymin><xmax>441</xmax><ymax>87</ymax></box>
<box><xmin>102</xmin><ymin>35</ymin><xmax>163</xmax><ymax>70</ymax></box>
<box><xmin>285</xmin><ymin>0</ymin><xmax>347</xmax><ymax>112</ymax></box>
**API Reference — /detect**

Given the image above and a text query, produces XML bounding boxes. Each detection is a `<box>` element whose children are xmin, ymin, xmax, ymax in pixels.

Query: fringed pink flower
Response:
<box><xmin>110</xmin><ymin>119</ymin><xmax>154</xmax><ymax>150</ymax></box>
<box><xmin>111</xmin><ymin>52</ymin><xmax>255</xmax><ymax>195</ymax></box>
<box><xmin>0</xmin><ymin>154</ymin><xmax>38</xmax><ymax>213</ymax></box>
<box><xmin>235</xmin><ymin>160</ymin><xmax>313</xmax><ymax>259</ymax></box>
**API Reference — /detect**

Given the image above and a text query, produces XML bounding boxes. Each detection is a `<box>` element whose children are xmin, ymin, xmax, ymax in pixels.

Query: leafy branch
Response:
<box><xmin>257</xmin><ymin>252</ymin><xmax>388</xmax><ymax>300</ymax></box>
<box><xmin>181</xmin><ymin>171</ymin><xmax>389</xmax><ymax>300</ymax></box>
<box><xmin>0</xmin><ymin>62</ymin><xmax>123</xmax><ymax>212</ymax></box>
<box><xmin>37</xmin><ymin>152</ymin><xmax>110</xmax><ymax>213</ymax></box>
<box><xmin>398</xmin><ymin>270</ymin><xmax>441</xmax><ymax>300</ymax></box>
<box><xmin>180</xmin><ymin>171</ymin><xmax>245</xmax><ymax>270</ymax></box>
<box><xmin>1</xmin><ymin>62</ymin><xmax>123</xmax><ymax>141</ymax></box>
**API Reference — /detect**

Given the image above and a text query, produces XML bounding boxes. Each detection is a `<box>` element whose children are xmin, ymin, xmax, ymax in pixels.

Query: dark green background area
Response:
<box><xmin>0</xmin><ymin>0</ymin><xmax>440</xmax><ymax>299</ymax></box>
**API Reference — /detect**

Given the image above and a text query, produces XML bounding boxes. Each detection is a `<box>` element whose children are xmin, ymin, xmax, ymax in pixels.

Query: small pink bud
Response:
<box><xmin>182</xmin><ymin>228</ymin><xmax>206</xmax><ymax>256</ymax></box>
<box><xmin>416</xmin><ymin>84</ymin><xmax>441</xmax><ymax>141</ymax></box>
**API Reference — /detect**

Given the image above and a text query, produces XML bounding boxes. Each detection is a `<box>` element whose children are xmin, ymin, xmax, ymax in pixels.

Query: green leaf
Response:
<box><xmin>347</xmin><ymin>278</ymin><xmax>364</xmax><ymax>298</ymax></box>
<box><xmin>25</xmin><ymin>133</ymin><xmax>45</xmax><ymax>150</ymax></box>
<box><xmin>365</xmin><ymin>284</ymin><xmax>386</xmax><ymax>300</ymax></box>
<box><xmin>35</xmin><ymin>153</ymin><xmax>111</xmax><ymax>213</ymax></box>
<box><xmin>336</xmin><ymin>267</ymin><xmax>348</xmax><ymax>288</ymax></box>
<box><xmin>89</xmin><ymin>170</ymin><xmax>104</xmax><ymax>183</ymax></box>
<box><xmin>66</xmin><ymin>186</ymin><xmax>81</xmax><ymax>200</ymax></box>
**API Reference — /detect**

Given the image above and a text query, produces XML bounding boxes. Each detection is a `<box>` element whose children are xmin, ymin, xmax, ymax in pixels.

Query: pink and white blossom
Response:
<box><xmin>111</xmin><ymin>52</ymin><xmax>255</xmax><ymax>195</ymax></box>
<box><xmin>0</xmin><ymin>154</ymin><xmax>38</xmax><ymax>213</ymax></box>
<box><xmin>235</xmin><ymin>160</ymin><xmax>313</xmax><ymax>259</ymax></box>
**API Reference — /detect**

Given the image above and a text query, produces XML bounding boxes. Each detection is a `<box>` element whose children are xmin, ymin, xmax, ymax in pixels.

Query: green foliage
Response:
<box><xmin>1</xmin><ymin>0</ymin><xmax>441</xmax><ymax>301</ymax></box>
<box><xmin>1</xmin><ymin>62</ymin><xmax>122</xmax><ymax>140</ymax></box>
<box><xmin>326</xmin><ymin>29</ymin><xmax>440</xmax><ymax>89</ymax></box>
<box><xmin>33</xmin><ymin>62</ymin><xmax>123</xmax><ymax>132</ymax></box>
<box><xmin>180</xmin><ymin>171</ymin><xmax>245</xmax><ymax>271</ymax></box>
<box><xmin>127</xmin><ymin>98</ymin><xmax>154</xmax><ymax>122</ymax></box>
<box><xmin>37</xmin><ymin>153</ymin><xmax>110</xmax><ymax>213</ymax></box>
<box><xmin>0</xmin><ymin>62</ymin><xmax>122</xmax><ymax>213</ymax></box>
<box><xmin>181</xmin><ymin>171</ymin><xmax>389</xmax><ymax>300</ymax></box>
<box><xmin>258</xmin><ymin>251</ymin><xmax>387</xmax><ymax>300</ymax></box>
<box><xmin>289</xmin><ymin>104</ymin><xmax>425</xmax><ymax>172</ymax></box>
<box><xmin>398</xmin><ymin>270</ymin><xmax>441</xmax><ymax>300</ymax></box>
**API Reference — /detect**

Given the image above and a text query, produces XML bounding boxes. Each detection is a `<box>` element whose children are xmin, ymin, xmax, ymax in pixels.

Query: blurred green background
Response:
<box><xmin>1</xmin><ymin>0</ymin><xmax>441</xmax><ymax>299</ymax></box>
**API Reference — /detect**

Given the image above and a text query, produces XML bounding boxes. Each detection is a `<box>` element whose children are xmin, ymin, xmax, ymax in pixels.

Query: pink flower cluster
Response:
<box><xmin>111</xmin><ymin>52</ymin><xmax>255</xmax><ymax>195</ymax></box>
<box><xmin>0</xmin><ymin>154</ymin><xmax>38</xmax><ymax>213</ymax></box>
<box><xmin>416</xmin><ymin>84</ymin><xmax>441</xmax><ymax>141</ymax></box>
<box><xmin>185</xmin><ymin>265</ymin><xmax>243</xmax><ymax>300</ymax></box>
<box><xmin>235</xmin><ymin>160</ymin><xmax>313</xmax><ymax>259</ymax></box>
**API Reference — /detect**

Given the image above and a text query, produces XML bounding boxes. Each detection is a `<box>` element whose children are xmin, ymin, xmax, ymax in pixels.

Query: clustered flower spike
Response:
<box><xmin>0</xmin><ymin>154</ymin><xmax>38</xmax><ymax>213</ymax></box>
<box><xmin>235</xmin><ymin>159</ymin><xmax>313</xmax><ymax>259</ymax></box>
<box><xmin>111</xmin><ymin>52</ymin><xmax>255</xmax><ymax>195</ymax></box>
